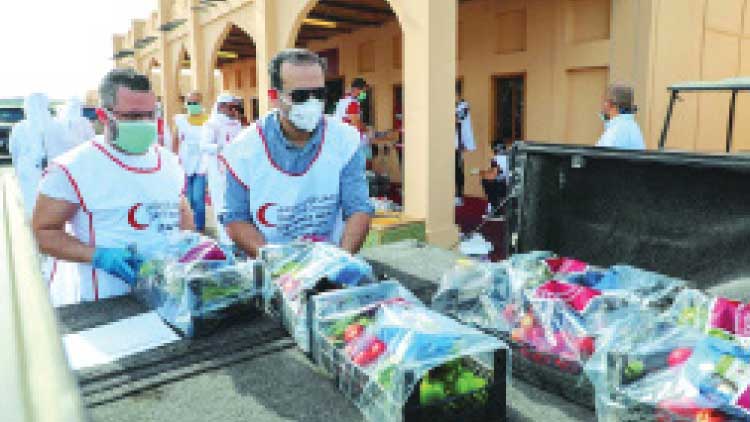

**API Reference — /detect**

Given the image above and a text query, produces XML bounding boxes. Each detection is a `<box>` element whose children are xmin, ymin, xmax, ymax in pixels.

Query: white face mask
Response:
<box><xmin>285</xmin><ymin>98</ymin><xmax>324</xmax><ymax>132</ymax></box>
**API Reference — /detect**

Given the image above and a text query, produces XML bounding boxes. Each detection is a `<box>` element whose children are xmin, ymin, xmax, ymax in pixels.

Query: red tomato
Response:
<box><xmin>667</xmin><ymin>347</ymin><xmax>693</xmax><ymax>367</ymax></box>
<box><xmin>353</xmin><ymin>338</ymin><xmax>386</xmax><ymax>366</ymax></box>
<box><xmin>343</xmin><ymin>324</ymin><xmax>364</xmax><ymax>343</ymax></box>
<box><xmin>575</xmin><ymin>337</ymin><xmax>595</xmax><ymax>357</ymax></box>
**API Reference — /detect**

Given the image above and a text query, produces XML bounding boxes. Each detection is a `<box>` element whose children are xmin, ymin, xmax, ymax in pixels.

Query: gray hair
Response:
<box><xmin>99</xmin><ymin>68</ymin><xmax>152</xmax><ymax>109</ymax></box>
<box><xmin>268</xmin><ymin>48</ymin><xmax>327</xmax><ymax>91</ymax></box>
<box><xmin>607</xmin><ymin>83</ymin><xmax>635</xmax><ymax>113</ymax></box>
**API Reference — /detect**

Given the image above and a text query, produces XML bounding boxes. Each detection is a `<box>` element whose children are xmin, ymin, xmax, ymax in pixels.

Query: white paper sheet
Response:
<box><xmin>63</xmin><ymin>311</ymin><xmax>179</xmax><ymax>370</ymax></box>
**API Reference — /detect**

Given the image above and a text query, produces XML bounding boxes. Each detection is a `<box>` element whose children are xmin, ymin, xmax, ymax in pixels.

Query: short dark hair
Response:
<box><xmin>351</xmin><ymin>77</ymin><xmax>366</xmax><ymax>89</ymax></box>
<box><xmin>607</xmin><ymin>83</ymin><xmax>635</xmax><ymax>113</ymax></box>
<box><xmin>268</xmin><ymin>48</ymin><xmax>327</xmax><ymax>91</ymax></box>
<box><xmin>99</xmin><ymin>68</ymin><xmax>151</xmax><ymax>109</ymax></box>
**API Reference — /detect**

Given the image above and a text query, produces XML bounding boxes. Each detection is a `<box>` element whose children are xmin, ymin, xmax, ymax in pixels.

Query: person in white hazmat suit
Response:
<box><xmin>201</xmin><ymin>93</ymin><xmax>243</xmax><ymax>245</ymax></box>
<box><xmin>596</xmin><ymin>83</ymin><xmax>645</xmax><ymax>150</ymax></box>
<box><xmin>32</xmin><ymin>68</ymin><xmax>194</xmax><ymax>307</ymax></box>
<box><xmin>9</xmin><ymin>93</ymin><xmax>73</xmax><ymax>219</ymax></box>
<box><xmin>57</xmin><ymin>97</ymin><xmax>96</xmax><ymax>147</ymax></box>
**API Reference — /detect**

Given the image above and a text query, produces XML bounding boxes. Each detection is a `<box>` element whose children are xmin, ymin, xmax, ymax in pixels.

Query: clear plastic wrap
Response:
<box><xmin>584</xmin><ymin>311</ymin><xmax>706</xmax><ymax>421</ymax></box>
<box><xmin>311</xmin><ymin>281</ymin><xmax>424</xmax><ymax>370</ymax></box>
<box><xmin>135</xmin><ymin>231</ymin><xmax>263</xmax><ymax>337</ymax></box>
<box><xmin>667</xmin><ymin>289</ymin><xmax>750</xmax><ymax>347</ymax></box>
<box><xmin>591</xmin><ymin>332</ymin><xmax>750</xmax><ymax>421</ymax></box>
<box><xmin>432</xmin><ymin>253</ymin><xmax>686</xmax><ymax>409</ymax></box>
<box><xmin>431</xmin><ymin>259</ymin><xmax>512</xmax><ymax>333</ymax></box>
<box><xmin>261</xmin><ymin>242</ymin><xmax>375</xmax><ymax>352</ymax></box>
<box><xmin>338</xmin><ymin>304</ymin><xmax>508</xmax><ymax>422</ymax></box>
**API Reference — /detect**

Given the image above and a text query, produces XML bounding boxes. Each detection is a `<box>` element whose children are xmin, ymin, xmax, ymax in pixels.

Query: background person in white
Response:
<box><xmin>202</xmin><ymin>93</ymin><xmax>243</xmax><ymax>245</ymax></box>
<box><xmin>32</xmin><ymin>68</ymin><xmax>194</xmax><ymax>307</ymax></box>
<box><xmin>221</xmin><ymin>48</ymin><xmax>373</xmax><ymax>257</ymax></box>
<box><xmin>57</xmin><ymin>97</ymin><xmax>96</xmax><ymax>147</ymax></box>
<box><xmin>9</xmin><ymin>93</ymin><xmax>72</xmax><ymax>219</ymax></box>
<box><xmin>455</xmin><ymin>82</ymin><xmax>476</xmax><ymax>206</ymax></box>
<box><xmin>596</xmin><ymin>83</ymin><xmax>645</xmax><ymax>150</ymax></box>
<box><xmin>175</xmin><ymin>90</ymin><xmax>210</xmax><ymax>232</ymax></box>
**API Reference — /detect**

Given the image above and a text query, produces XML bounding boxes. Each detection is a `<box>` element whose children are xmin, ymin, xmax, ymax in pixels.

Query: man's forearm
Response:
<box><xmin>340</xmin><ymin>212</ymin><xmax>371</xmax><ymax>254</ymax></box>
<box><xmin>179</xmin><ymin>197</ymin><xmax>195</xmax><ymax>231</ymax></box>
<box><xmin>35</xmin><ymin>229</ymin><xmax>94</xmax><ymax>264</ymax></box>
<box><xmin>226</xmin><ymin>221</ymin><xmax>266</xmax><ymax>257</ymax></box>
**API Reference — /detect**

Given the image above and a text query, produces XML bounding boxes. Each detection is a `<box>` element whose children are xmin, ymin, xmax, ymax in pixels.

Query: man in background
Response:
<box><xmin>596</xmin><ymin>83</ymin><xmax>645</xmax><ymax>150</ymax></box>
<box><xmin>175</xmin><ymin>91</ymin><xmax>210</xmax><ymax>232</ymax></box>
<box><xmin>455</xmin><ymin>81</ymin><xmax>476</xmax><ymax>206</ymax></box>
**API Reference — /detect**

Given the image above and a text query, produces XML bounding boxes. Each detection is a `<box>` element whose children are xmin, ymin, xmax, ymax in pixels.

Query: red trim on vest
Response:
<box><xmin>157</xmin><ymin>118</ymin><xmax>165</xmax><ymax>146</ymax></box>
<box><xmin>257</xmin><ymin>119</ymin><xmax>326</xmax><ymax>177</ymax></box>
<box><xmin>53</xmin><ymin>164</ymin><xmax>89</xmax><ymax>213</ymax></box>
<box><xmin>92</xmin><ymin>142</ymin><xmax>162</xmax><ymax>174</ymax></box>
<box><xmin>48</xmin><ymin>259</ymin><xmax>58</xmax><ymax>287</ymax></box>
<box><xmin>218</xmin><ymin>154</ymin><xmax>248</xmax><ymax>190</ymax></box>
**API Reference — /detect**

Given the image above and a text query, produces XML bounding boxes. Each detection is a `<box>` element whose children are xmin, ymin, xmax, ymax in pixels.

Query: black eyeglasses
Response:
<box><xmin>283</xmin><ymin>87</ymin><xmax>326</xmax><ymax>104</ymax></box>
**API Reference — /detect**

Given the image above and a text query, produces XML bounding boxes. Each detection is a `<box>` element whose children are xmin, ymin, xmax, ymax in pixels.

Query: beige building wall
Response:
<box><xmin>218</xmin><ymin>58</ymin><xmax>258</xmax><ymax>112</ymax></box>
<box><xmin>645</xmin><ymin>0</ymin><xmax>750</xmax><ymax>153</ymax></box>
<box><xmin>299</xmin><ymin>0</ymin><xmax>618</xmax><ymax>197</ymax></box>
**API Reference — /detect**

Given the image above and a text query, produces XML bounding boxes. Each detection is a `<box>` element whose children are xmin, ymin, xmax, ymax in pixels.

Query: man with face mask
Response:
<box><xmin>175</xmin><ymin>91</ymin><xmax>210</xmax><ymax>232</ymax></box>
<box><xmin>221</xmin><ymin>48</ymin><xmax>373</xmax><ymax>256</ymax></box>
<box><xmin>334</xmin><ymin>77</ymin><xmax>367</xmax><ymax>133</ymax></box>
<box><xmin>596</xmin><ymin>83</ymin><xmax>645</xmax><ymax>150</ymax></box>
<box><xmin>202</xmin><ymin>93</ymin><xmax>243</xmax><ymax>245</ymax></box>
<box><xmin>32</xmin><ymin>68</ymin><xmax>194</xmax><ymax>307</ymax></box>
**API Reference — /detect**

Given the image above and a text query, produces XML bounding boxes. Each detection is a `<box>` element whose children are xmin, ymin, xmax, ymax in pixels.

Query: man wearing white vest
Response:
<box><xmin>32</xmin><ymin>68</ymin><xmax>194</xmax><ymax>307</ymax></box>
<box><xmin>175</xmin><ymin>91</ymin><xmax>210</xmax><ymax>232</ymax></box>
<box><xmin>202</xmin><ymin>93</ymin><xmax>243</xmax><ymax>245</ymax></box>
<box><xmin>221</xmin><ymin>49</ymin><xmax>373</xmax><ymax>256</ymax></box>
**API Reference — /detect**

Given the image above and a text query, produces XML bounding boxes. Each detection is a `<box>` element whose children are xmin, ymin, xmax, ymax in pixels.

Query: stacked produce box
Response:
<box><xmin>259</xmin><ymin>243</ymin><xmax>509</xmax><ymax>422</ymax></box>
<box><xmin>588</xmin><ymin>289</ymin><xmax>750</xmax><ymax>421</ymax></box>
<box><xmin>261</xmin><ymin>242</ymin><xmax>375</xmax><ymax>352</ymax></box>
<box><xmin>432</xmin><ymin>252</ymin><xmax>684</xmax><ymax>408</ymax></box>
<box><xmin>310</xmin><ymin>281</ymin><xmax>508</xmax><ymax>422</ymax></box>
<box><xmin>135</xmin><ymin>231</ymin><xmax>264</xmax><ymax>337</ymax></box>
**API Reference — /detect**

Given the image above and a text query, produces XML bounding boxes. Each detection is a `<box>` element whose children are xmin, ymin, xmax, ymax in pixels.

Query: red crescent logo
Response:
<box><xmin>257</xmin><ymin>203</ymin><xmax>277</xmax><ymax>228</ymax></box>
<box><xmin>127</xmin><ymin>203</ymin><xmax>150</xmax><ymax>230</ymax></box>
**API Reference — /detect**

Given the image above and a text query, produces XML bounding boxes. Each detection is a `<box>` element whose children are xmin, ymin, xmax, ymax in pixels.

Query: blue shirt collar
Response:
<box><xmin>264</xmin><ymin>112</ymin><xmax>324</xmax><ymax>152</ymax></box>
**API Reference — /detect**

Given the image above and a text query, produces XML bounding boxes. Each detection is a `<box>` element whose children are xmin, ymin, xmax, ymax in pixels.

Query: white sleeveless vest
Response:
<box><xmin>174</xmin><ymin>114</ymin><xmax>207</xmax><ymax>175</ymax></box>
<box><xmin>47</xmin><ymin>138</ymin><xmax>184</xmax><ymax>306</ymax></box>
<box><xmin>221</xmin><ymin>117</ymin><xmax>360</xmax><ymax>244</ymax></box>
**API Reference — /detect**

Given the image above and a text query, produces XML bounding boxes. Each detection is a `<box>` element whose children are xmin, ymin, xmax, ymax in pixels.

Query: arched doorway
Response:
<box><xmin>290</xmin><ymin>0</ymin><xmax>405</xmax><ymax>203</ymax></box>
<box><xmin>210</xmin><ymin>24</ymin><xmax>256</xmax><ymax>123</ymax></box>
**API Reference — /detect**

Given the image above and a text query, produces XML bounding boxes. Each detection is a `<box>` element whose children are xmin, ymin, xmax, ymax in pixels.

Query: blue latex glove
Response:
<box><xmin>92</xmin><ymin>248</ymin><xmax>143</xmax><ymax>287</ymax></box>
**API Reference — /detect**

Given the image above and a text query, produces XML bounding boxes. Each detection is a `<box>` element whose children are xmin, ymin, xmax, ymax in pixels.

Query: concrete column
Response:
<box><xmin>254</xmin><ymin>0</ymin><xmax>279</xmax><ymax>115</ymax></box>
<box><xmin>188</xmin><ymin>0</ymin><xmax>210</xmax><ymax>108</ymax></box>
<box><xmin>401</xmin><ymin>0</ymin><xmax>460</xmax><ymax>247</ymax></box>
<box><xmin>158</xmin><ymin>0</ymin><xmax>179</xmax><ymax>127</ymax></box>
<box><xmin>113</xmin><ymin>35</ymin><xmax>126</xmax><ymax>69</ymax></box>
